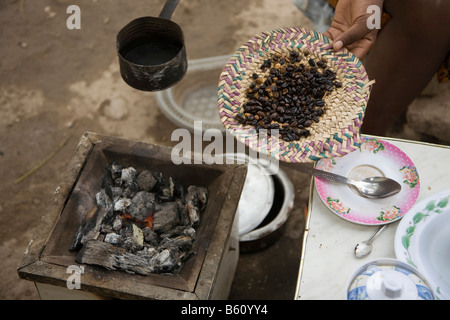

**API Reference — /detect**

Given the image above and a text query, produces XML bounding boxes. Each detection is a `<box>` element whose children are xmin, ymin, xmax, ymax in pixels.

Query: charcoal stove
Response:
<box><xmin>17</xmin><ymin>132</ymin><xmax>246</xmax><ymax>300</ymax></box>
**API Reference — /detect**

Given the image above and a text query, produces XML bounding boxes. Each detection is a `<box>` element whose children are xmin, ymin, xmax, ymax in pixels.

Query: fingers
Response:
<box><xmin>333</xmin><ymin>40</ymin><xmax>344</xmax><ymax>51</ymax></box>
<box><xmin>349</xmin><ymin>45</ymin><xmax>371</xmax><ymax>60</ymax></box>
<box><xmin>333</xmin><ymin>21</ymin><xmax>371</xmax><ymax>51</ymax></box>
<box><xmin>323</xmin><ymin>27</ymin><xmax>341</xmax><ymax>42</ymax></box>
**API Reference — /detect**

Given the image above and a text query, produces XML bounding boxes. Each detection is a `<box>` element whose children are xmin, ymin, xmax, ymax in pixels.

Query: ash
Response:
<box><xmin>71</xmin><ymin>163</ymin><xmax>208</xmax><ymax>275</ymax></box>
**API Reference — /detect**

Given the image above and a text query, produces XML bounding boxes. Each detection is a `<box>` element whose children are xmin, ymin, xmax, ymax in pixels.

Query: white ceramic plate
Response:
<box><xmin>395</xmin><ymin>188</ymin><xmax>450</xmax><ymax>300</ymax></box>
<box><xmin>315</xmin><ymin>137</ymin><xmax>420</xmax><ymax>225</ymax></box>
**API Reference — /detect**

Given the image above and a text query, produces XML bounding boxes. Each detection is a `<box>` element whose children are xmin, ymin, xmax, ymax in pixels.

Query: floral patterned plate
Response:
<box><xmin>315</xmin><ymin>137</ymin><xmax>420</xmax><ymax>225</ymax></box>
<box><xmin>394</xmin><ymin>189</ymin><xmax>450</xmax><ymax>300</ymax></box>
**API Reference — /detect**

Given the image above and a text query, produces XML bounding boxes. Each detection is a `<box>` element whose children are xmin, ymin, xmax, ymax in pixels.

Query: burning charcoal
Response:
<box><xmin>120</xmin><ymin>167</ymin><xmax>137</xmax><ymax>185</ymax></box>
<box><xmin>70</xmin><ymin>191</ymin><xmax>113</xmax><ymax>251</ymax></box>
<box><xmin>114</xmin><ymin>197</ymin><xmax>131</xmax><ymax>213</ymax></box>
<box><xmin>197</xmin><ymin>186</ymin><xmax>208</xmax><ymax>211</ymax></box>
<box><xmin>120</xmin><ymin>223</ymin><xmax>144</xmax><ymax>252</ymax></box>
<box><xmin>111</xmin><ymin>187</ymin><xmax>122</xmax><ymax>202</ymax></box>
<box><xmin>110</xmin><ymin>163</ymin><xmax>122</xmax><ymax>181</ymax></box>
<box><xmin>184</xmin><ymin>186</ymin><xmax>208</xmax><ymax>226</ymax></box>
<box><xmin>95</xmin><ymin>189</ymin><xmax>113</xmax><ymax>210</ymax></box>
<box><xmin>183</xmin><ymin>227</ymin><xmax>196</xmax><ymax>239</ymax></box>
<box><xmin>128</xmin><ymin>191</ymin><xmax>156</xmax><ymax>223</ymax></box>
<box><xmin>152</xmin><ymin>172</ymin><xmax>164</xmax><ymax>185</ymax></box>
<box><xmin>153</xmin><ymin>202</ymin><xmax>180</xmax><ymax>233</ymax></box>
<box><xmin>160</xmin><ymin>235</ymin><xmax>193</xmax><ymax>250</ymax></box>
<box><xmin>100</xmin><ymin>213</ymin><xmax>121</xmax><ymax>234</ymax></box>
<box><xmin>185</xmin><ymin>186</ymin><xmax>198</xmax><ymax>203</ymax></box>
<box><xmin>185</xmin><ymin>186</ymin><xmax>199</xmax><ymax>203</ymax></box>
<box><xmin>149</xmin><ymin>248</ymin><xmax>179</xmax><ymax>271</ymax></box>
<box><xmin>185</xmin><ymin>186</ymin><xmax>200</xmax><ymax>226</ymax></box>
<box><xmin>138</xmin><ymin>246</ymin><xmax>158</xmax><ymax>258</ymax></box>
<box><xmin>123</xmin><ymin>181</ymin><xmax>138</xmax><ymax>199</ymax></box>
<box><xmin>76</xmin><ymin>240</ymin><xmax>155</xmax><ymax>275</ymax></box>
<box><xmin>100</xmin><ymin>221</ymin><xmax>114</xmax><ymax>234</ymax></box>
<box><xmin>136</xmin><ymin>170</ymin><xmax>157</xmax><ymax>192</ymax></box>
<box><xmin>132</xmin><ymin>224</ymin><xmax>144</xmax><ymax>248</ymax></box>
<box><xmin>120</xmin><ymin>167</ymin><xmax>139</xmax><ymax>198</ymax></box>
<box><xmin>169</xmin><ymin>177</ymin><xmax>184</xmax><ymax>199</ymax></box>
<box><xmin>187</xmin><ymin>205</ymin><xmax>199</xmax><ymax>226</ymax></box>
<box><xmin>176</xmin><ymin>199</ymin><xmax>190</xmax><ymax>226</ymax></box>
<box><xmin>159</xmin><ymin>186</ymin><xmax>172</xmax><ymax>202</ymax></box>
<box><xmin>161</xmin><ymin>225</ymin><xmax>186</xmax><ymax>238</ymax></box>
<box><xmin>155</xmin><ymin>175</ymin><xmax>173</xmax><ymax>201</ymax></box>
<box><xmin>142</xmin><ymin>227</ymin><xmax>159</xmax><ymax>246</ymax></box>
<box><xmin>73</xmin><ymin>162</ymin><xmax>209</xmax><ymax>275</ymax></box>
<box><xmin>104</xmin><ymin>233</ymin><xmax>121</xmax><ymax>245</ymax></box>
<box><xmin>112</xmin><ymin>215</ymin><xmax>122</xmax><ymax>231</ymax></box>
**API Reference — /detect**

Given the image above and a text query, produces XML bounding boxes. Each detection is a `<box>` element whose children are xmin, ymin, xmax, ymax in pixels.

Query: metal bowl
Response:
<box><xmin>239</xmin><ymin>167</ymin><xmax>295</xmax><ymax>253</ymax></box>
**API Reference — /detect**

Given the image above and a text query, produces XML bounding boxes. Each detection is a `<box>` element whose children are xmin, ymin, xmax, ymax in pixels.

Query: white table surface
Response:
<box><xmin>295</xmin><ymin>136</ymin><xmax>450</xmax><ymax>300</ymax></box>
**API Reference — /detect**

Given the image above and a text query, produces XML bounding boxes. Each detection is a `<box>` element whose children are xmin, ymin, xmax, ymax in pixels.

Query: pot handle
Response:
<box><xmin>159</xmin><ymin>0</ymin><xmax>180</xmax><ymax>20</ymax></box>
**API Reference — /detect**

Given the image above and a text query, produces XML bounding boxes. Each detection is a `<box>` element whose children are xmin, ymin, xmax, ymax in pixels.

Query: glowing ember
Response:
<box><xmin>121</xmin><ymin>212</ymin><xmax>154</xmax><ymax>229</ymax></box>
<box><xmin>72</xmin><ymin>163</ymin><xmax>208</xmax><ymax>275</ymax></box>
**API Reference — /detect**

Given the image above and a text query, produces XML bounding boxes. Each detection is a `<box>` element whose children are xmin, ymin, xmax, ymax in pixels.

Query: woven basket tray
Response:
<box><xmin>218</xmin><ymin>28</ymin><xmax>374</xmax><ymax>163</ymax></box>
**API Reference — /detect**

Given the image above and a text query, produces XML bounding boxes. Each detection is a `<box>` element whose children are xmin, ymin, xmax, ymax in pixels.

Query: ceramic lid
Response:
<box><xmin>347</xmin><ymin>258</ymin><xmax>434</xmax><ymax>300</ymax></box>
<box><xmin>218</xmin><ymin>153</ymin><xmax>275</xmax><ymax>236</ymax></box>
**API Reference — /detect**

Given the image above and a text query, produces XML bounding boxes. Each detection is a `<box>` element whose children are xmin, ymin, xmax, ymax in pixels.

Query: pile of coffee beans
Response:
<box><xmin>235</xmin><ymin>50</ymin><xmax>342</xmax><ymax>142</ymax></box>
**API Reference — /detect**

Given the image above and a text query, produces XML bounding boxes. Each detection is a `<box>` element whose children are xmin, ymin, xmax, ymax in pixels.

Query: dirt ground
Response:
<box><xmin>1</xmin><ymin>0</ymin><xmax>448</xmax><ymax>300</ymax></box>
<box><xmin>0</xmin><ymin>0</ymin><xmax>316</xmax><ymax>300</ymax></box>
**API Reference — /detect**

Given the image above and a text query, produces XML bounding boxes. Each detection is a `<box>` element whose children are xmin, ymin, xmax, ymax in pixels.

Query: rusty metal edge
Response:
<box><xmin>194</xmin><ymin>164</ymin><xmax>247</xmax><ymax>300</ymax></box>
<box><xmin>17</xmin><ymin>132</ymin><xmax>95</xmax><ymax>273</ymax></box>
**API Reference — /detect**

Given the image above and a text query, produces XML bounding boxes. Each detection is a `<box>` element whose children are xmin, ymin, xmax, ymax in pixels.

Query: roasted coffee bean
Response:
<box><xmin>237</xmin><ymin>50</ymin><xmax>342</xmax><ymax>141</ymax></box>
<box><xmin>315</xmin><ymin>99</ymin><xmax>325</xmax><ymax>107</ymax></box>
<box><xmin>300</xmin><ymin>129</ymin><xmax>310</xmax><ymax>136</ymax></box>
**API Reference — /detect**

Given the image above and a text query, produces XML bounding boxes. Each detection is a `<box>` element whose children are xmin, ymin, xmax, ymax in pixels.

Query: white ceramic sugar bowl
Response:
<box><xmin>347</xmin><ymin>258</ymin><xmax>434</xmax><ymax>300</ymax></box>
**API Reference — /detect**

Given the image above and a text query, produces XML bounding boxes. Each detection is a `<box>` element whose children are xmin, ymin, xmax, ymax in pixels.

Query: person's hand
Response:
<box><xmin>324</xmin><ymin>0</ymin><xmax>384</xmax><ymax>59</ymax></box>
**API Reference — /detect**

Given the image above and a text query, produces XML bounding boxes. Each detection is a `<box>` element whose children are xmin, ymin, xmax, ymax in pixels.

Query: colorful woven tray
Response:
<box><xmin>218</xmin><ymin>28</ymin><xmax>374</xmax><ymax>163</ymax></box>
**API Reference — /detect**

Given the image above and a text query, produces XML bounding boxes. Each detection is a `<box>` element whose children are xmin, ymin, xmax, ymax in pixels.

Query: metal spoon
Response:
<box><xmin>354</xmin><ymin>224</ymin><xmax>389</xmax><ymax>258</ymax></box>
<box><xmin>293</xmin><ymin>165</ymin><xmax>402</xmax><ymax>199</ymax></box>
